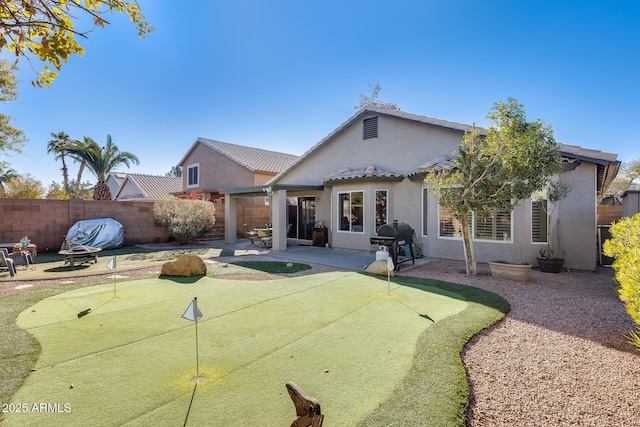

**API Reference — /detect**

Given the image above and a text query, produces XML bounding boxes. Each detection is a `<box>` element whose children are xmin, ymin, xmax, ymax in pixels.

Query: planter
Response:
<box><xmin>20</xmin><ymin>239</ymin><xmax>30</xmax><ymax>247</ymax></box>
<box><xmin>537</xmin><ymin>257</ymin><xmax>564</xmax><ymax>273</ymax></box>
<box><xmin>489</xmin><ymin>262</ymin><xmax>532</xmax><ymax>282</ymax></box>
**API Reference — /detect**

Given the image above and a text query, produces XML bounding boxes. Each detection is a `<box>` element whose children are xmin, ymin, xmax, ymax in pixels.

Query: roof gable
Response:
<box><xmin>115</xmin><ymin>174</ymin><xmax>182</xmax><ymax>200</ymax></box>
<box><xmin>271</xmin><ymin>107</ymin><xmax>481</xmax><ymax>185</ymax></box>
<box><xmin>179</xmin><ymin>138</ymin><xmax>298</xmax><ymax>174</ymax></box>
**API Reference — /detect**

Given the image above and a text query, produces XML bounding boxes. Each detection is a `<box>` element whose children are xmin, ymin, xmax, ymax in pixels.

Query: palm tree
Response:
<box><xmin>47</xmin><ymin>131</ymin><xmax>71</xmax><ymax>191</ymax></box>
<box><xmin>0</xmin><ymin>162</ymin><xmax>17</xmax><ymax>197</ymax></box>
<box><xmin>64</xmin><ymin>135</ymin><xmax>139</xmax><ymax>200</ymax></box>
<box><xmin>66</xmin><ymin>136</ymin><xmax>92</xmax><ymax>189</ymax></box>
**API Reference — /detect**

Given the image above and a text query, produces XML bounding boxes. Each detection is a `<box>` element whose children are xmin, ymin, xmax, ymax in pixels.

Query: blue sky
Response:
<box><xmin>3</xmin><ymin>0</ymin><xmax>640</xmax><ymax>188</ymax></box>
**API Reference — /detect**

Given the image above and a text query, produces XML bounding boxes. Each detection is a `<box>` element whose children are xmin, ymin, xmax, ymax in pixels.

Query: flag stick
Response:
<box><xmin>195</xmin><ymin>297</ymin><xmax>200</xmax><ymax>378</ymax></box>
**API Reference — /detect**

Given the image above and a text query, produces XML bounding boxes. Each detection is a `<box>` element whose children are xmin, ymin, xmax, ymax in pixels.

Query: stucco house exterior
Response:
<box><xmin>222</xmin><ymin>107</ymin><xmax>621</xmax><ymax>271</ymax></box>
<box><xmin>176</xmin><ymin>138</ymin><xmax>299</xmax><ymax>202</ymax></box>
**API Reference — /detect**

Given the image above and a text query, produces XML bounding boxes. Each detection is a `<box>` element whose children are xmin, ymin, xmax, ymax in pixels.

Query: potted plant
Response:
<box><xmin>535</xmin><ymin>180</ymin><xmax>571</xmax><ymax>273</ymax></box>
<box><xmin>489</xmin><ymin>260</ymin><xmax>532</xmax><ymax>282</ymax></box>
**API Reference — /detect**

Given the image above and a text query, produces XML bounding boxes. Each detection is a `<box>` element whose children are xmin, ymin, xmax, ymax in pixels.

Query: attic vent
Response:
<box><xmin>363</xmin><ymin>117</ymin><xmax>378</xmax><ymax>140</ymax></box>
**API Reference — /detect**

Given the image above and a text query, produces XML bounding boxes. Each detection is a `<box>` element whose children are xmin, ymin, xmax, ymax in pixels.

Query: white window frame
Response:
<box><xmin>422</xmin><ymin>187</ymin><xmax>428</xmax><ymax>237</ymax></box>
<box><xmin>337</xmin><ymin>190</ymin><xmax>365</xmax><ymax>233</ymax></box>
<box><xmin>374</xmin><ymin>189</ymin><xmax>388</xmax><ymax>234</ymax></box>
<box><xmin>187</xmin><ymin>163</ymin><xmax>200</xmax><ymax>188</ymax></box>
<box><xmin>436</xmin><ymin>204</ymin><xmax>513</xmax><ymax>243</ymax></box>
<box><xmin>473</xmin><ymin>210</ymin><xmax>513</xmax><ymax>242</ymax></box>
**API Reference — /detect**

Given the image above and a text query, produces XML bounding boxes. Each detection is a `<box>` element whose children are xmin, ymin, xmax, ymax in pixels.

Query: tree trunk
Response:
<box><xmin>460</xmin><ymin>214</ymin><xmax>477</xmax><ymax>276</ymax></box>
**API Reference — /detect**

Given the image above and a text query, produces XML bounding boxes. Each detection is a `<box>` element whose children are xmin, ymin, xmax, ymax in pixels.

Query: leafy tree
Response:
<box><xmin>3</xmin><ymin>173</ymin><xmax>44</xmax><ymax>198</ymax></box>
<box><xmin>47</xmin><ymin>131</ymin><xmax>72</xmax><ymax>190</ymax></box>
<box><xmin>0</xmin><ymin>0</ymin><xmax>154</xmax><ymax>87</ymax></box>
<box><xmin>63</xmin><ymin>134</ymin><xmax>139</xmax><ymax>200</ymax></box>
<box><xmin>0</xmin><ymin>59</ymin><xmax>26</xmax><ymax>153</ymax></box>
<box><xmin>604</xmin><ymin>213</ymin><xmax>640</xmax><ymax>352</ymax></box>
<box><xmin>606</xmin><ymin>158</ymin><xmax>640</xmax><ymax>197</ymax></box>
<box><xmin>165</xmin><ymin>165</ymin><xmax>182</xmax><ymax>178</ymax></box>
<box><xmin>426</xmin><ymin>98</ymin><xmax>561</xmax><ymax>275</ymax></box>
<box><xmin>0</xmin><ymin>161</ymin><xmax>17</xmax><ymax>196</ymax></box>
<box><xmin>355</xmin><ymin>81</ymin><xmax>400</xmax><ymax>111</ymax></box>
<box><xmin>46</xmin><ymin>181</ymin><xmax>70</xmax><ymax>199</ymax></box>
<box><xmin>153</xmin><ymin>198</ymin><xmax>215</xmax><ymax>244</ymax></box>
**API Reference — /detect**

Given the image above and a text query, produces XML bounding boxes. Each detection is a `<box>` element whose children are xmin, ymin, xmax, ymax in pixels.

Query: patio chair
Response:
<box><xmin>243</xmin><ymin>224</ymin><xmax>259</xmax><ymax>247</ymax></box>
<box><xmin>0</xmin><ymin>248</ymin><xmax>16</xmax><ymax>277</ymax></box>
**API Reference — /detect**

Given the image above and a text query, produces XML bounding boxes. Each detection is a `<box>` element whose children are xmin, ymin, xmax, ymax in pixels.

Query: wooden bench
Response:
<box><xmin>286</xmin><ymin>382</ymin><xmax>324</xmax><ymax>427</ymax></box>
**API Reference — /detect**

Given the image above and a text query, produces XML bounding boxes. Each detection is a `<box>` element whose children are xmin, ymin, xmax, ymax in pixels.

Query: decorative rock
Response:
<box><xmin>161</xmin><ymin>254</ymin><xmax>207</xmax><ymax>276</ymax></box>
<box><xmin>364</xmin><ymin>259</ymin><xmax>394</xmax><ymax>277</ymax></box>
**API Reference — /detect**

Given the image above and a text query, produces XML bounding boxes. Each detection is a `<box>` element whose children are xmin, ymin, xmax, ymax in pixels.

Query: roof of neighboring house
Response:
<box><xmin>179</xmin><ymin>138</ymin><xmax>299</xmax><ymax>174</ymax></box>
<box><xmin>114</xmin><ymin>174</ymin><xmax>183</xmax><ymax>200</ymax></box>
<box><xmin>107</xmin><ymin>172</ymin><xmax>127</xmax><ymax>185</ymax></box>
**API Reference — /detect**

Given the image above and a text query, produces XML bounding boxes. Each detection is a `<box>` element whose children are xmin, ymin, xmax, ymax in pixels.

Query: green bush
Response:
<box><xmin>603</xmin><ymin>213</ymin><xmax>640</xmax><ymax>351</ymax></box>
<box><xmin>153</xmin><ymin>198</ymin><xmax>216</xmax><ymax>244</ymax></box>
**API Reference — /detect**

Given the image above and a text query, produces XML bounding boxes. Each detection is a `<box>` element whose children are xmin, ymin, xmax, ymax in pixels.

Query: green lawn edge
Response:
<box><xmin>0</xmin><ymin>273</ymin><xmax>509</xmax><ymax>425</ymax></box>
<box><xmin>356</xmin><ymin>275</ymin><xmax>510</xmax><ymax>427</ymax></box>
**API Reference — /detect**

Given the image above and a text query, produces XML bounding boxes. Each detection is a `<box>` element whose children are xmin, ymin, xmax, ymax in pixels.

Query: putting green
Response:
<box><xmin>5</xmin><ymin>272</ymin><xmax>467</xmax><ymax>426</ymax></box>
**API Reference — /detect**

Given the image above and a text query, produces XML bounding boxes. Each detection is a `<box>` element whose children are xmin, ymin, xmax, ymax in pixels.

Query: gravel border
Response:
<box><xmin>400</xmin><ymin>259</ymin><xmax>639</xmax><ymax>426</ymax></box>
<box><xmin>2</xmin><ymin>254</ymin><xmax>638</xmax><ymax>425</ymax></box>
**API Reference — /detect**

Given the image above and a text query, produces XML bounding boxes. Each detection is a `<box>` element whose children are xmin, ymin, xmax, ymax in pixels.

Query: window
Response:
<box><xmin>363</xmin><ymin>117</ymin><xmax>378</xmax><ymax>139</ymax></box>
<box><xmin>338</xmin><ymin>191</ymin><xmax>364</xmax><ymax>232</ymax></box>
<box><xmin>439</xmin><ymin>207</ymin><xmax>464</xmax><ymax>238</ymax></box>
<box><xmin>474</xmin><ymin>210</ymin><xmax>512</xmax><ymax>241</ymax></box>
<box><xmin>422</xmin><ymin>188</ymin><xmax>428</xmax><ymax>236</ymax></box>
<box><xmin>187</xmin><ymin>164</ymin><xmax>199</xmax><ymax>188</ymax></box>
<box><xmin>532</xmin><ymin>199</ymin><xmax>548</xmax><ymax>243</ymax></box>
<box><xmin>375</xmin><ymin>190</ymin><xmax>387</xmax><ymax>232</ymax></box>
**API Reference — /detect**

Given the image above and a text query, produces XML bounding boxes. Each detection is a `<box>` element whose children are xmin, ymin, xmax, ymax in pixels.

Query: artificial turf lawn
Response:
<box><xmin>4</xmin><ymin>272</ymin><xmax>467</xmax><ymax>426</ymax></box>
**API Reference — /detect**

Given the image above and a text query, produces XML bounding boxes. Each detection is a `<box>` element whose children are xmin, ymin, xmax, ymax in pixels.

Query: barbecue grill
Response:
<box><xmin>370</xmin><ymin>220</ymin><xmax>416</xmax><ymax>271</ymax></box>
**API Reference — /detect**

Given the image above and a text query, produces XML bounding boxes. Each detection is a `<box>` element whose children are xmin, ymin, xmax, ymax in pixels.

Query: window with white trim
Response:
<box><xmin>375</xmin><ymin>190</ymin><xmax>387</xmax><ymax>233</ymax></box>
<box><xmin>338</xmin><ymin>191</ymin><xmax>364</xmax><ymax>232</ymax></box>
<box><xmin>531</xmin><ymin>199</ymin><xmax>548</xmax><ymax>243</ymax></box>
<box><xmin>439</xmin><ymin>206</ymin><xmax>464</xmax><ymax>238</ymax></box>
<box><xmin>422</xmin><ymin>188</ymin><xmax>428</xmax><ymax>236</ymax></box>
<box><xmin>474</xmin><ymin>210</ymin><xmax>512</xmax><ymax>241</ymax></box>
<box><xmin>187</xmin><ymin>164</ymin><xmax>199</xmax><ymax>188</ymax></box>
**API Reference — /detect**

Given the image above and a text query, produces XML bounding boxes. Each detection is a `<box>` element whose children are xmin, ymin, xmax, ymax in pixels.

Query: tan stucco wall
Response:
<box><xmin>181</xmin><ymin>143</ymin><xmax>256</xmax><ymax>191</ymax></box>
<box><xmin>275</xmin><ymin>113</ymin><xmax>602</xmax><ymax>270</ymax></box>
<box><xmin>278</xmin><ymin>113</ymin><xmax>464</xmax><ymax>186</ymax></box>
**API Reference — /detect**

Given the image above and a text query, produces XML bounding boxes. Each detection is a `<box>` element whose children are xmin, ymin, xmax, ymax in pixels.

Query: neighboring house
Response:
<box><xmin>106</xmin><ymin>172</ymin><xmax>127</xmax><ymax>198</ymax></box>
<box><xmin>222</xmin><ymin>106</ymin><xmax>621</xmax><ymax>271</ymax></box>
<box><xmin>176</xmin><ymin>138</ymin><xmax>299</xmax><ymax>202</ymax></box>
<box><xmin>114</xmin><ymin>173</ymin><xmax>182</xmax><ymax>200</ymax></box>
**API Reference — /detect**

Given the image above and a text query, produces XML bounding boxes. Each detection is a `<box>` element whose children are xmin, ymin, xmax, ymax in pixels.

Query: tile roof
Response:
<box><xmin>115</xmin><ymin>174</ymin><xmax>182</xmax><ymax>200</ymax></box>
<box><xmin>324</xmin><ymin>165</ymin><xmax>404</xmax><ymax>183</ymax></box>
<box><xmin>183</xmin><ymin>138</ymin><xmax>299</xmax><ymax>174</ymax></box>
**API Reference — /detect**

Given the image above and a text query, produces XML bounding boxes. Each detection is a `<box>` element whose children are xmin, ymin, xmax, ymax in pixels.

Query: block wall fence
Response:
<box><xmin>0</xmin><ymin>199</ymin><xmax>170</xmax><ymax>253</ymax></box>
<box><xmin>0</xmin><ymin>199</ymin><xmax>271</xmax><ymax>254</ymax></box>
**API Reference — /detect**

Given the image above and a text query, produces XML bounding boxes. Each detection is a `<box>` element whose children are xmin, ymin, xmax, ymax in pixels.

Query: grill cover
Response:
<box><xmin>62</xmin><ymin>218</ymin><xmax>124</xmax><ymax>250</ymax></box>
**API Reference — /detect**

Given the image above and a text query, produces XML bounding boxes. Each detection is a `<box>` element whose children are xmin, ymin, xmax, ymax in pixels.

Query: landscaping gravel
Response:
<box><xmin>400</xmin><ymin>259</ymin><xmax>640</xmax><ymax>427</ymax></box>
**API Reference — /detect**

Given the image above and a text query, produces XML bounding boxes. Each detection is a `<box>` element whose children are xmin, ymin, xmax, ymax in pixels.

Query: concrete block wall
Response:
<box><xmin>0</xmin><ymin>199</ymin><xmax>169</xmax><ymax>253</ymax></box>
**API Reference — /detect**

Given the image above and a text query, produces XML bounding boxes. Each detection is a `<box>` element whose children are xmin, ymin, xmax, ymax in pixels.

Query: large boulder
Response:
<box><xmin>161</xmin><ymin>254</ymin><xmax>207</xmax><ymax>277</ymax></box>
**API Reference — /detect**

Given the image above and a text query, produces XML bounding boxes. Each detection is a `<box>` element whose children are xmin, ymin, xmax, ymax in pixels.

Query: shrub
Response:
<box><xmin>153</xmin><ymin>198</ymin><xmax>216</xmax><ymax>244</ymax></box>
<box><xmin>603</xmin><ymin>213</ymin><xmax>640</xmax><ymax>352</ymax></box>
